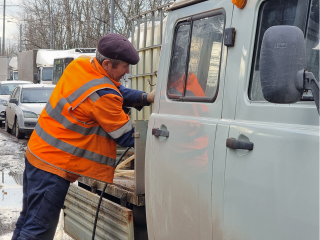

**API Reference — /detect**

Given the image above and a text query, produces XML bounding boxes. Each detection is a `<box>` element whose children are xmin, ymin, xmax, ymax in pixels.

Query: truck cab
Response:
<box><xmin>64</xmin><ymin>0</ymin><xmax>319</xmax><ymax>239</ymax></box>
<box><xmin>146</xmin><ymin>0</ymin><xmax>319</xmax><ymax>239</ymax></box>
<box><xmin>52</xmin><ymin>48</ymin><xmax>96</xmax><ymax>85</ymax></box>
<box><xmin>35</xmin><ymin>66</ymin><xmax>53</xmax><ymax>84</ymax></box>
<box><xmin>9</xmin><ymin>56</ymin><xmax>18</xmax><ymax>80</ymax></box>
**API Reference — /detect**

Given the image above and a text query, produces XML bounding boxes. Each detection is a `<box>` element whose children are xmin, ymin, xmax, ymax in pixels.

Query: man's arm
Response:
<box><xmin>118</xmin><ymin>85</ymin><xmax>155</xmax><ymax>110</ymax></box>
<box><xmin>90</xmin><ymin>89</ymin><xmax>134</xmax><ymax>147</ymax></box>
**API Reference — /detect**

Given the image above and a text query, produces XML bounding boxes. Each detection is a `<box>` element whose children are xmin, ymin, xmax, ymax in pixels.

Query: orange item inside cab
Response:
<box><xmin>232</xmin><ymin>0</ymin><xmax>247</xmax><ymax>9</ymax></box>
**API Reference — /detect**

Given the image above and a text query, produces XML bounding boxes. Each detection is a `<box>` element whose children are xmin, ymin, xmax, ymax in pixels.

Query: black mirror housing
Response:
<box><xmin>34</xmin><ymin>73</ymin><xmax>39</xmax><ymax>82</ymax></box>
<box><xmin>9</xmin><ymin>99</ymin><xmax>18</xmax><ymax>104</ymax></box>
<box><xmin>260</xmin><ymin>26</ymin><xmax>306</xmax><ymax>103</ymax></box>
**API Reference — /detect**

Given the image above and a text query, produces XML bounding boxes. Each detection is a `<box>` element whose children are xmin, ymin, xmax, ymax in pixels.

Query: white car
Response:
<box><xmin>4</xmin><ymin>84</ymin><xmax>55</xmax><ymax>138</ymax></box>
<box><xmin>0</xmin><ymin>80</ymin><xmax>30</xmax><ymax>122</ymax></box>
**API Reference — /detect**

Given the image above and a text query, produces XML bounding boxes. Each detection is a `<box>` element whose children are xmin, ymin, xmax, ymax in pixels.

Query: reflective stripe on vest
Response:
<box><xmin>68</xmin><ymin>77</ymin><xmax>120</xmax><ymax>109</ymax></box>
<box><xmin>36</xmin><ymin>75</ymin><xmax>120</xmax><ymax>165</ymax></box>
<box><xmin>45</xmin><ymin>99</ymin><xmax>112</xmax><ymax>138</ymax></box>
<box><xmin>34</xmin><ymin>124</ymin><xmax>117</xmax><ymax>167</ymax></box>
<box><xmin>108</xmin><ymin>120</ymin><xmax>133</xmax><ymax>139</ymax></box>
<box><xmin>27</xmin><ymin>57</ymin><xmax>123</xmax><ymax>183</ymax></box>
<box><xmin>44</xmin><ymin>86</ymin><xmax>133</xmax><ymax>140</ymax></box>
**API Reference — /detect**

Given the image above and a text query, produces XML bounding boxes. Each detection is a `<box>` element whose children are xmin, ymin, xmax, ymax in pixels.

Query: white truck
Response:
<box><xmin>18</xmin><ymin>49</ymin><xmax>67</xmax><ymax>84</ymax></box>
<box><xmin>63</xmin><ymin>0</ymin><xmax>319</xmax><ymax>240</ymax></box>
<box><xmin>8</xmin><ymin>56</ymin><xmax>18</xmax><ymax>80</ymax></box>
<box><xmin>52</xmin><ymin>48</ymin><xmax>96</xmax><ymax>85</ymax></box>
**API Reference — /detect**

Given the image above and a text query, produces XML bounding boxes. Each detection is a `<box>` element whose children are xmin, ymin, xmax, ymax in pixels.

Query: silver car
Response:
<box><xmin>4</xmin><ymin>84</ymin><xmax>55</xmax><ymax>138</ymax></box>
<box><xmin>0</xmin><ymin>80</ymin><xmax>30</xmax><ymax>122</ymax></box>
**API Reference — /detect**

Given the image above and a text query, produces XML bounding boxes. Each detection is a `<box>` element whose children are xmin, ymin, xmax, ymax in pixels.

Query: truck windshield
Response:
<box><xmin>42</xmin><ymin>67</ymin><xmax>53</xmax><ymax>81</ymax></box>
<box><xmin>13</xmin><ymin>72</ymin><xmax>18</xmax><ymax>80</ymax></box>
<box><xmin>21</xmin><ymin>88</ymin><xmax>54</xmax><ymax>103</ymax></box>
<box><xmin>249</xmin><ymin>0</ymin><xmax>319</xmax><ymax>101</ymax></box>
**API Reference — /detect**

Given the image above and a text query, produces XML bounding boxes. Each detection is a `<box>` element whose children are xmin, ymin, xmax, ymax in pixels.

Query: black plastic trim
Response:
<box><xmin>166</xmin><ymin>9</ymin><xmax>226</xmax><ymax>103</ymax></box>
<box><xmin>168</xmin><ymin>0</ymin><xmax>207</xmax><ymax>11</ymax></box>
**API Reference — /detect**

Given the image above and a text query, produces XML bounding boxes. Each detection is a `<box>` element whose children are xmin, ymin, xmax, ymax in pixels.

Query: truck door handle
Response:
<box><xmin>226</xmin><ymin>138</ymin><xmax>254</xmax><ymax>150</ymax></box>
<box><xmin>152</xmin><ymin>128</ymin><xmax>169</xmax><ymax>137</ymax></box>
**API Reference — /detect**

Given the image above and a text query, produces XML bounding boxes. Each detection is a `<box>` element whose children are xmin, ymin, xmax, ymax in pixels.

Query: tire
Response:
<box><xmin>4</xmin><ymin>117</ymin><xmax>11</xmax><ymax>133</ymax></box>
<box><xmin>13</xmin><ymin>118</ymin><xmax>25</xmax><ymax>139</ymax></box>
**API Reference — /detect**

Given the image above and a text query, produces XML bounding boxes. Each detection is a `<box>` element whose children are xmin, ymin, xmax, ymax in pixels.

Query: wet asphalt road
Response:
<box><xmin>0</xmin><ymin>126</ymin><xmax>73</xmax><ymax>240</ymax></box>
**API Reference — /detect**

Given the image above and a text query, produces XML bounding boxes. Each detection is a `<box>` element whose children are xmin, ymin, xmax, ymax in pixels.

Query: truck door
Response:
<box><xmin>222</xmin><ymin>0</ymin><xmax>319</xmax><ymax>239</ymax></box>
<box><xmin>145</xmin><ymin>2</ymin><xmax>233</xmax><ymax>239</ymax></box>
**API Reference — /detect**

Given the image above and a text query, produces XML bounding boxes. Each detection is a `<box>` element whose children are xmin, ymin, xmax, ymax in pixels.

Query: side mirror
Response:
<box><xmin>34</xmin><ymin>73</ymin><xmax>39</xmax><ymax>83</ymax></box>
<box><xmin>0</xmin><ymin>111</ymin><xmax>5</xmax><ymax>118</ymax></box>
<box><xmin>9</xmin><ymin>98</ymin><xmax>18</xmax><ymax>105</ymax></box>
<box><xmin>260</xmin><ymin>25</ymin><xmax>319</xmax><ymax>114</ymax></box>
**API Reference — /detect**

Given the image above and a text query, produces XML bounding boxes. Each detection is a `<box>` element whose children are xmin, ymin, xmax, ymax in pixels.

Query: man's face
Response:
<box><xmin>102</xmin><ymin>60</ymin><xmax>130</xmax><ymax>82</ymax></box>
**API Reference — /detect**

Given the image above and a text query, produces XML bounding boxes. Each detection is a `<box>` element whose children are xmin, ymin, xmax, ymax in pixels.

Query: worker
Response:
<box><xmin>12</xmin><ymin>33</ymin><xmax>155</xmax><ymax>240</ymax></box>
<box><xmin>168</xmin><ymin>71</ymin><xmax>206</xmax><ymax>97</ymax></box>
<box><xmin>167</xmin><ymin>45</ymin><xmax>206</xmax><ymax>97</ymax></box>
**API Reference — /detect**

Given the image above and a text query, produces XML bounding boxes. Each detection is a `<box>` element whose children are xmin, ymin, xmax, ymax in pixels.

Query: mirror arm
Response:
<box><xmin>304</xmin><ymin>71</ymin><xmax>319</xmax><ymax>115</ymax></box>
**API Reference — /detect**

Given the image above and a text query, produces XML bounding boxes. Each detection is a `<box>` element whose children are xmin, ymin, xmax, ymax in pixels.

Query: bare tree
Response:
<box><xmin>20</xmin><ymin>0</ymin><xmax>172</xmax><ymax>51</ymax></box>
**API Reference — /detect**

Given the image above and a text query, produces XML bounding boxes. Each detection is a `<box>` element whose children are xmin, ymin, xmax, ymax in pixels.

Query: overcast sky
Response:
<box><xmin>0</xmin><ymin>0</ymin><xmax>23</xmax><ymax>50</ymax></box>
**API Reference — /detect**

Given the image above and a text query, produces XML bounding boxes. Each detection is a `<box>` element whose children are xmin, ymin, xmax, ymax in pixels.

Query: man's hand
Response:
<box><xmin>147</xmin><ymin>89</ymin><xmax>155</xmax><ymax>103</ymax></box>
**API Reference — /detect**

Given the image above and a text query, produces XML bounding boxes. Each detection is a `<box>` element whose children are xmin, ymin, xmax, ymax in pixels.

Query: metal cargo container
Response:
<box><xmin>18</xmin><ymin>50</ymin><xmax>38</xmax><ymax>83</ymax></box>
<box><xmin>0</xmin><ymin>57</ymin><xmax>10</xmax><ymax>81</ymax></box>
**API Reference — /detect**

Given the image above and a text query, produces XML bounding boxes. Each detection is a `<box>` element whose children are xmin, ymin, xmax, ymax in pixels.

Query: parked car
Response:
<box><xmin>4</xmin><ymin>84</ymin><xmax>55</xmax><ymax>138</ymax></box>
<box><xmin>0</xmin><ymin>80</ymin><xmax>30</xmax><ymax>122</ymax></box>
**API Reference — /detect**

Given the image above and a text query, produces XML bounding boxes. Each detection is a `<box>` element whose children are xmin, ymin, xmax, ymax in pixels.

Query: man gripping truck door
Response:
<box><xmin>12</xmin><ymin>33</ymin><xmax>155</xmax><ymax>240</ymax></box>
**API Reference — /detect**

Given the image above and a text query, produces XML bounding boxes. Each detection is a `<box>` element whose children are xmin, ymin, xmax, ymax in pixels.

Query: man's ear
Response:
<box><xmin>102</xmin><ymin>59</ymin><xmax>111</xmax><ymax>69</ymax></box>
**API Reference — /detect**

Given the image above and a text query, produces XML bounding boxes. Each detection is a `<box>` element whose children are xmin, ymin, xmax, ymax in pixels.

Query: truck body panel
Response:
<box><xmin>221</xmin><ymin>1</ymin><xmax>319</xmax><ymax>239</ymax></box>
<box><xmin>146</xmin><ymin>2</ymin><xmax>232</xmax><ymax>239</ymax></box>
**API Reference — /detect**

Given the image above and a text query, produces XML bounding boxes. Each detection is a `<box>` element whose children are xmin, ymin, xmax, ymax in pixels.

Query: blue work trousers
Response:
<box><xmin>12</xmin><ymin>158</ymin><xmax>70</xmax><ymax>240</ymax></box>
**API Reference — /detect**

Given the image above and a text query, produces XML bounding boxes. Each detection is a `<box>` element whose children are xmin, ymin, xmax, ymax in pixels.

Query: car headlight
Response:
<box><xmin>23</xmin><ymin>111</ymin><xmax>38</xmax><ymax>118</ymax></box>
<box><xmin>0</xmin><ymin>99</ymin><xmax>7</xmax><ymax>105</ymax></box>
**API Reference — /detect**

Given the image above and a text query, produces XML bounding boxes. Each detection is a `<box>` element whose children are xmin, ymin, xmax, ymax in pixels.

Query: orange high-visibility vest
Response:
<box><xmin>27</xmin><ymin>57</ymin><xmax>127</xmax><ymax>183</ymax></box>
<box><xmin>169</xmin><ymin>73</ymin><xmax>206</xmax><ymax>97</ymax></box>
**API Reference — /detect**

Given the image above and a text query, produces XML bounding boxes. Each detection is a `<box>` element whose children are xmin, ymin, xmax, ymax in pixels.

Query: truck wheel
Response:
<box><xmin>13</xmin><ymin>118</ymin><xmax>25</xmax><ymax>139</ymax></box>
<box><xmin>4</xmin><ymin>117</ymin><xmax>11</xmax><ymax>133</ymax></box>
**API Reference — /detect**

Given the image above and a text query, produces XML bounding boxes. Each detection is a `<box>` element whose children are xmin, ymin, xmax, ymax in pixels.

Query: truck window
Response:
<box><xmin>42</xmin><ymin>67</ymin><xmax>53</xmax><ymax>81</ymax></box>
<box><xmin>13</xmin><ymin>72</ymin><xmax>18</xmax><ymax>80</ymax></box>
<box><xmin>249</xmin><ymin>0</ymin><xmax>319</xmax><ymax>101</ymax></box>
<box><xmin>53</xmin><ymin>58</ymin><xmax>74</xmax><ymax>85</ymax></box>
<box><xmin>167</xmin><ymin>12</ymin><xmax>225</xmax><ymax>102</ymax></box>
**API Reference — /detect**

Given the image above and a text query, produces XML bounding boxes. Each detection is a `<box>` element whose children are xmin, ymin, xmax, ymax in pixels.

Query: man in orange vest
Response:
<box><xmin>12</xmin><ymin>33</ymin><xmax>155</xmax><ymax>240</ymax></box>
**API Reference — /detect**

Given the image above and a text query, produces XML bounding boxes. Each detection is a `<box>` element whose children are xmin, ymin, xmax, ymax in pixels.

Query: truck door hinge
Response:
<box><xmin>132</xmin><ymin>132</ymin><xmax>140</xmax><ymax>138</ymax></box>
<box><xmin>224</xmin><ymin>28</ymin><xmax>236</xmax><ymax>47</ymax></box>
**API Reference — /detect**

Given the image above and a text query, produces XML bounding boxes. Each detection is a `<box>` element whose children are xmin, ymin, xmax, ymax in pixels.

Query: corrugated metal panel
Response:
<box><xmin>64</xmin><ymin>184</ymin><xmax>134</xmax><ymax>240</ymax></box>
<box><xmin>130</xmin><ymin>4</ymin><xmax>171</xmax><ymax>122</ymax></box>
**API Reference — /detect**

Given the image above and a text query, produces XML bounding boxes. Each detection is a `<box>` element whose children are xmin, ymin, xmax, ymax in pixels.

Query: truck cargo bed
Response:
<box><xmin>78</xmin><ymin>175</ymin><xmax>145</xmax><ymax>206</ymax></box>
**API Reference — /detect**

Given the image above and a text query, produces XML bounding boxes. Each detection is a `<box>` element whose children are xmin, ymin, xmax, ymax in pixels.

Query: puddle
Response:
<box><xmin>0</xmin><ymin>171</ymin><xmax>23</xmax><ymax>208</ymax></box>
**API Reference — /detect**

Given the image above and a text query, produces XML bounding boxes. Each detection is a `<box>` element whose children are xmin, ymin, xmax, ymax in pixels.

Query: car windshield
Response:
<box><xmin>0</xmin><ymin>83</ymin><xmax>23</xmax><ymax>95</ymax></box>
<box><xmin>21</xmin><ymin>88</ymin><xmax>54</xmax><ymax>103</ymax></box>
<box><xmin>42</xmin><ymin>67</ymin><xmax>53</xmax><ymax>81</ymax></box>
